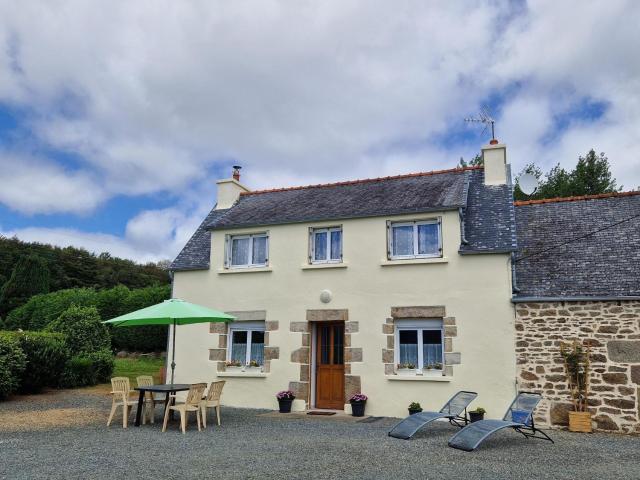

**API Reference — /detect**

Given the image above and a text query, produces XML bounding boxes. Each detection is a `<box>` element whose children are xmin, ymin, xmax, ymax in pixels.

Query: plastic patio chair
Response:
<box><xmin>200</xmin><ymin>381</ymin><xmax>226</xmax><ymax>428</ymax></box>
<box><xmin>162</xmin><ymin>383</ymin><xmax>207</xmax><ymax>433</ymax></box>
<box><xmin>448</xmin><ymin>392</ymin><xmax>554</xmax><ymax>451</ymax></box>
<box><xmin>388</xmin><ymin>390</ymin><xmax>478</xmax><ymax>439</ymax></box>
<box><xmin>136</xmin><ymin>375</ymin><xmax>166</xmax><ymax>425</ymax></box>
<box><xmin>107</xmin><ymin>377</ymin><xmax>139</xmax><ymax>429</ymax></box>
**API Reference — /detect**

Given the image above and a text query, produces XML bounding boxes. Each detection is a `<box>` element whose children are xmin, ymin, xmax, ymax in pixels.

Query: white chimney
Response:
<box><xmin>481</xmin><ymin>141</ymin><xmax>508</xmax><ymax>185</ymax></box>
<box><xmin>216</xmin><ymin>166</ymin><xmax>250</xmax><ymax>209</ymax></box>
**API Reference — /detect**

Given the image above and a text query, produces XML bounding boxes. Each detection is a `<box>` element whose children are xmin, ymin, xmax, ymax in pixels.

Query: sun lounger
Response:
<box><xmin>388</xmin><ymin>390</ymin><xmax>478</xmax><ymax>439</ymax></box>
<box><xmin>448</xmin><ymin>392</ymin><xmax>553</xmax><ymax>451</ymax></box>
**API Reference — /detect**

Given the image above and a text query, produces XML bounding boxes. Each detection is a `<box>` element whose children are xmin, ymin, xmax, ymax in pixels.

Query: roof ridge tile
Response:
<box><xmin>514</xmin><ymin>190</ymin><xmax>640</xmax><ymax>206</ymax></box>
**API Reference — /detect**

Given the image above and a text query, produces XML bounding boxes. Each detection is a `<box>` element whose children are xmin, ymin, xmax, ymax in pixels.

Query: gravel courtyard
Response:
<box><xmin>1</xmin><ymin>389</ymin><xmax>639</xmax><ymax>480</ymax></box>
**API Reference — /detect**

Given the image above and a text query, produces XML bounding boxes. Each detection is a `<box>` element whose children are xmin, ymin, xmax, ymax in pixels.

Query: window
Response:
<box><xmin>226</xmin><ymin>233</ymin><xmax>268</xmax><ymax>268</ymax></box>
<box><xmin>227</xmin><ymin>322</ymin><xmax>265</xmax><ymax>366</ymax></box>
<box><xmin>388</xmin><ymin>219</ymin><xmax>441</xmax><ymax>259</ymax></box>
<box><xmin>309</xmin><ymin>227</ymin><xmax>342</xmax><ymax>264</ymax></box>
<box><xmin>395</xmin><ymin>319</ymin><xmax>443</xmax><ymax>371</ymax></box>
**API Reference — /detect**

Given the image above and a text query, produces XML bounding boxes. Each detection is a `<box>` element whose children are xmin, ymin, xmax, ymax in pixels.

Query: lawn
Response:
<box><xmin>112</xmin><ymin>356</ymin><xmax>165</xmax><ymax>384</ymax></box>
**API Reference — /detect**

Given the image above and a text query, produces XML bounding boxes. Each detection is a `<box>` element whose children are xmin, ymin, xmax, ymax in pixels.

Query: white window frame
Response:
<box><xmin>226</xmin><ymin>233</ymin><xmax>269</xmax><ymax>268</ymax></box>
<box><xmin>309</xmin><ymin>226</ymin><xmax>342</xmax><ymax>264</ymax></box>
<box><xmin>387</xmin><ymin>219</ymin><xmax>442</xmax><ymax>260</ymax></box>
<box><xmin>226</xmin><ymin>321</ymin><xmax>266</xmax><ymax>365</ymax></box>
<box><xmin>394</xmin><ymin>319</ymin><xmax>444</xmax><ymax>372</ymax></box>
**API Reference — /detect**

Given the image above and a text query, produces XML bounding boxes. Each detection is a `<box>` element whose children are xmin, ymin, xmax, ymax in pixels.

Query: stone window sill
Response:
<box><xmin>380</xmin><ymin>257</ymin><xmax>448</xmax><ymax>267</ymax></box>
<box><xmin>385</xmin><ymin>375</ymin><xmax>452</xmax><ymax>382</ymax></box>
<box><xmin>217</xmin><ymin>372</ymin><xmax>268</xmax><ymax>378</ymax></box>
<box><xmin>301</xmin><ymin>263</ymin><xmax>348</xmax><ymax>270</ymax></box>
<box><xmin>218</xmin><ymin>267</ymin><xmax>273</xmax><ymax>274</ymax></box>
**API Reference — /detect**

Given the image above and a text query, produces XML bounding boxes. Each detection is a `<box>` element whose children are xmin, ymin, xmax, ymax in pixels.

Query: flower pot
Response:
<box><xmin>396</xmin><ymin>368</ymin><xmax>415</xmax><ymax>377</ymax></box>
<box><xmin>469</xmin><ymin>411</ymin><xmax>485</xmax><ymax>423</ymax></box>
<box><xmin>421</xmin><ymin>369</ymin><xmax>442</xmax><ymax>377</ymax></box>
<box><xmin>278</xmin><ymin>398</ymin><xmax>294</xmax><ymax>413</ymax></box>
<box><xmin>225</xmin><ymin>366</ymin><xmax>243</xmax><ymax>373</ymax></box>
<box><xmin>568</xmin><ymin>411</ymin><xmax>592</xmax><ymax>433</ymax></box>
<box><xmin>408</xmin><ymin>408</ymin><xmax>423</xmax><ymax>415</ymax></box>
<box><xmin>245</xmin><ymin>366</ymin><xmax>262</xmax><ymax>373</ymax></box>
<box><xmin>351</xmin><ymin>401</ymin><xmax>366</xmax><ymax>417</ymax></box>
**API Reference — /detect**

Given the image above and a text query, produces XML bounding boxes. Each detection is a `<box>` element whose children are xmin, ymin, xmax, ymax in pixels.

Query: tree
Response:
<box><xmin>0</xmin><ymin>255</ymin><xmax>50</xmax><ymax>319</ymax></box>
<box><xmin>458</xmin><ymin>153</ymin><xmax>483</xmax><ymax>168</ymax></box>
<box><xmin>514</xmin><ymin>149</ymin><xmax>621</xmax><ymax>200</ymax></box>
<box><xmin>46</xmin><ymin>305</ymin><xmax>110</xmax><ymax>355</ymax></box>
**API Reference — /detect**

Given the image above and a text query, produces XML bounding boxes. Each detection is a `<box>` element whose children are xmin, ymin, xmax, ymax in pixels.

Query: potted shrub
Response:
<box><xmin>561</xmin><ymin>341</ymin><xmax>592</xmax><ymax>433</ymax></box>
<box><xmin>349</xmin><ymin>393</ymin><xmax>368</xmax><ymax>417</ymax></box>
<box><xmin>245</xmin><ymin>360</ymin><xmax>262</xmax><ymax>373</ymax></box>
<box><xmin>422</xmin><ymin>362</ymin><xmax>442</xmax><ymax>376</ymax></box>
<box><xmin>225</xmin><ymin>360</ymin><xmax>243</xmax><ymax>372</ymax></box>
<box><xmin>469</xmin><ymin>407</ymin><xmax>486</xmax><ymax>423</ymax></box>
<box><xmin>396</xmin><ymin>363</ymin><xmax>416</xmax><ymax>376</ymax></box>
<box><xmin>276</xmin><ymin>390</ymin><xmax>296</xmax><ymax>413</ymax></box>
<box><xmin>408</xmin><ymin>402</ymin><xmax>422</xmax><ymax>415</ymax></box>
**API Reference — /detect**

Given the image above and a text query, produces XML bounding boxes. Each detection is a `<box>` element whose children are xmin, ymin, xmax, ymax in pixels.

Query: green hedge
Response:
<box><xmin>60</xmin><ymin>349</ymin><xmax>114</xmax><ymax>388</ymax></box>
<box><xmin>4</xmin><ymin>285</ymin><xmax>169</xmax><ymax>352</ymax></box>
<box><xmin>0</xmin><ymin>333</ymin><xmax>27</xmax><ymax>398</ymax></box>
<box><xmin>10</xmin><ymin>332</ymin><xmax>69</xmax><ymax>393</ymax></box>
<box><xmin>46</xmin><ymin>305</ymin><xmax>111</xmax><ymax>355</ymax></box>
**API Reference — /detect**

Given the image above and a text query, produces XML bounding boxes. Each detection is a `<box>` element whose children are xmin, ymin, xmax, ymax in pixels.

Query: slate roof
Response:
<box><xmin>208</xmin><ymin>168</ymin><xmax>471</xmax><ymax>230</ymax></box>
<box><xmin>459</xmin><ymin>167</ymin><xmax>517</xmax><ymax>254</ymax></box>
<box><xmin>513</xmin><ymin>192</ymin><xmax>640</xmax><ymax>299</ymax></box>
<box><xmin>171</xmin><ymin>165</ymin><xmax>518</xmax><ymax>271</ymax></box>
<box><xmin>170</xmin><ymin>207</ymin><xmax>229</xmax><ymax>271</ymax></box>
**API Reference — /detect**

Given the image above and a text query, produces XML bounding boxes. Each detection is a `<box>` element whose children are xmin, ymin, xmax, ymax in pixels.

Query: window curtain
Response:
<box><xmin>314</xmin><ymin>232</ymin><xmax>327</xmax><ymax>261</ymax></box>
<box><xmin>232</xmin><ymin>238</ymin><xmax>250</xmax><ymax>265</ymax></box>
<box><xmin>252</xmin><ymin>236</ymin><xmax>267</xmax><ymax>264</ymax></box>
<box><xmin>231</xmin><ymin>340</ymin><xmax>247</xmax><ymax>363</ymax></box>
<box><xmin>330</xmin><ymin>230</ymin><xmax>342</xmax><ymax>260</ymax></box>
<box><xmin>250</xmin><ymin>341</ymin><xmax>264</xmax><ymax>365</ymax></box>
<box><xmin>392</xmin><ymin>226</ymin><xmax>413</xmax><ymax>256</ymax></box>
<box><xmin>399</xmin><ymin>344</ymin><xmax>418</xmax><ymax>366</ymax></box>
<box><xmin>417</xmin><ymin>223</ymin><xmax>439</xmax><ymax>255</ymax></box>
<box><xmin>422</xmin><ymin>344</ymin><xmax>442</xmax><ymax>367</ymax></box>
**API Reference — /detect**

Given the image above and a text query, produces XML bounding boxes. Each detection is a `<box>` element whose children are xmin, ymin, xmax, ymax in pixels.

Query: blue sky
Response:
<box><xmin>0</xmin><ymin>1</ymin><xmax>638</xmax><ymax>262</ymax></box>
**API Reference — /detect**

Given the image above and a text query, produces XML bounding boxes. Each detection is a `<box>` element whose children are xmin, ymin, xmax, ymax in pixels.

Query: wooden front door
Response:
<box><xmin>315</xmin><ymin>322</ymin><xmax>345</xmax><ymax>409</ymax></box>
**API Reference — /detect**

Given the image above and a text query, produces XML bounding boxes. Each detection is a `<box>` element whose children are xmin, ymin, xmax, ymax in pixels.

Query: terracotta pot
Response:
<box><xmin>568</xmin><ymin>411</ymin><xmax>592</xmax><ymax>433</ymax></box>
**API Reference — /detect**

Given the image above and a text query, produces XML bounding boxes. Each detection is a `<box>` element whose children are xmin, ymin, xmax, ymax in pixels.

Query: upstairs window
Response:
<box><xmin>226</xmin><ymin>233</ymin><xmax>268</xmax><ymax>268</ymax></box>
<box><xmin>388</xmin><ymin>219</ymin><xmax>441</xmax><ymax>259</ymax></box>
<box><xmin>309</xmin><ymin>227</ymin><xmax>342</xmax><ymax>264</ymax></box>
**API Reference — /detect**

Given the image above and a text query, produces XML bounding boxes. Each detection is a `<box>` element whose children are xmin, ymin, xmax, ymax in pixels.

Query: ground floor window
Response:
<box><xmin>228</xmin><ymin>322</ymin><xmax>265</xmax><ymax>366</ymax></box>
<box><xmin>395</xmin><ymin>319</ymin><xmax>443</xmax><ymax>371</ymax></box>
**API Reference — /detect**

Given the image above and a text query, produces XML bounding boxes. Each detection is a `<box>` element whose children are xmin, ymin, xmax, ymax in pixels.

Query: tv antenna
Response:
<box><xmin>465</xmin><ymin>106</ymin><xmax>496</xmax><ymax>142</ymax></box>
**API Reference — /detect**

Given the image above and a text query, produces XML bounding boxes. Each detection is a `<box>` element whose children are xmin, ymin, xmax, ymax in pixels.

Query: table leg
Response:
<box><xmin>135</xmin><ymin>390</ymin><xmax>145</xmax><ymax>427</ymax></box>
<box><xmin>169</xmin><ymin>391</ymin><xmax>176</xmax><ymax>420</ymax></box>
<box><xmin>164</xmin><ymin>392</ymin><xmax>173</xmax><ymax>421</ymax></box>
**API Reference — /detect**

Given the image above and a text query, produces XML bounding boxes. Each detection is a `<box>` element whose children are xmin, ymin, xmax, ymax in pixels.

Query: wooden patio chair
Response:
<box><xmin>200</xmin><ymin>381</ymin><xmax>226</xmax><ymax>428</ymax></box>
<box><xmin>162</xmin><ymin>383</ymin><xmax>207</xmax><ymax>433</ymax></box>
<box><xmin>136</xmin><ymin>375</ymin><xmax>166</xmax><ymax>425</ymax></box>
<box><xmin>107</xmin><ymin>377</ymin><xmax>139</xmax><ymax>428</ymax></box>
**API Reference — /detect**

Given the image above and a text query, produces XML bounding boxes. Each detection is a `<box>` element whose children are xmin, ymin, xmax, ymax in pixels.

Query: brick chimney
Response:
<box><xmin>481</xmin><ymin>141</ymin><xmax>508</xmax><ymax>185</ymax></box>
<box><xmin>216</xmin><ymin>166</ymin><xmax>250</xmax><ymax>209</ymax></box>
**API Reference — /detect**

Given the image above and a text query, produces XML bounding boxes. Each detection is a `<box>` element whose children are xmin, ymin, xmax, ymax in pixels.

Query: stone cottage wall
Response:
<box><xmin>515</xmin><ymin>301</ymin><xmax>640</xmax><ymax>433</ymax></box>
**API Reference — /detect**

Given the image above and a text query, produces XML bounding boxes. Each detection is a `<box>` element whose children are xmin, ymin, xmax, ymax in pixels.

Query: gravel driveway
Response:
<box><xmin>1</xmin><ymin>389</ymin><xmax>639</xmax><ymax>480</ymax></box>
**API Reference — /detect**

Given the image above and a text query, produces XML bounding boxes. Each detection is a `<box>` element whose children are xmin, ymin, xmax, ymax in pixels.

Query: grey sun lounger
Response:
<box><xmin>448</xmin><ymin>392</ymin><xmax>554</xmax><ymax>451</ymax></box>
<box><xmin>388</xmin><ymin>390</ymin><xmax>478</xmax><ymax>439</ymax></box>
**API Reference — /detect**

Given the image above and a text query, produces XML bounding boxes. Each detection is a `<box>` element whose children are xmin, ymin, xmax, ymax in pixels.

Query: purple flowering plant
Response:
<box><xmin>349</xmin><ymin>393</ymin><xmax>368</xmax><ymax>403</ymax></box>
<box><xmin>276</xmin><ymin>390</ymin><xmax>295</xmax><ymax>400</ymax></box>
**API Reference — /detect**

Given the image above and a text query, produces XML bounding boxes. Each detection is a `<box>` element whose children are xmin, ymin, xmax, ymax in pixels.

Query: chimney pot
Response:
<box><xmin>232</xmin><ymin>165</ymin><xmax>242</xmax><ymax>181</ymax></box>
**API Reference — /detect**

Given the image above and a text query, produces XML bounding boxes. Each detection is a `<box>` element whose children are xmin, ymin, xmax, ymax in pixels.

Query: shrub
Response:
<box><xmin>0</xmin><ymin>254</ymin><xmax>50</xmax><ymax>319</ymax></box>
<box><xmin>59</xmin><ymin>349</ymin><xmax>115</xmax><ymax>388</ymax></box>
<box><xmin>46</xmin><ymin>305</ymin><xmax>110</xmax><ymax>355</ymax></box>
<box><xmin>11</xmin><ymin>332</ymin><xmax>69</xmax><ymax>393</ymax></box>
<box><xmin>0</xmin><ymin>333</ymin><xmax>27</xmax><ymax>398</ymax></box>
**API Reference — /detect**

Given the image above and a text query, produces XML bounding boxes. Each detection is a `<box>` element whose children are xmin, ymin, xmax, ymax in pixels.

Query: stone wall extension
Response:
<box><xmin>515</xmin><ymin>301</ymin><xmax>640</xmax><ymax>433</ymax></box>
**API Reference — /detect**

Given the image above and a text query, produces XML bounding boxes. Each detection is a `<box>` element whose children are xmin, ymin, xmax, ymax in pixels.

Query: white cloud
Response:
<box><xmin>0</xmin><ymin>1</ymin><xmax>639</xmax><ymax>260</ymax></box>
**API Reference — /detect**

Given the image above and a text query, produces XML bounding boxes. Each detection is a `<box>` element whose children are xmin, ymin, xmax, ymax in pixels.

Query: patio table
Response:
<box><xmin>133</xmin><ymin>384</ymin><xmax>191</xmax><ymax>427</ymax></box>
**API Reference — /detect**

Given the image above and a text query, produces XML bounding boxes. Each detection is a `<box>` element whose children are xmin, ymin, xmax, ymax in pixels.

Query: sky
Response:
<box><xmin>0</xmin><ymin>0</ymin><xmax>639</xmax><ymax>264</ymax></box>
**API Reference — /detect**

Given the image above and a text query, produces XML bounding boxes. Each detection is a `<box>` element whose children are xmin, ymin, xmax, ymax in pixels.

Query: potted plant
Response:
<box><xmin>245</xmin><ymin>359</ymin><xmax>262</xmax><ymax>372</ymax></box>
<box><xmin>396</xmin><ymin>363</ymin><xmax>416</xmax><ymax>376</ymax></box>
<box><xmin>422</xmin><ymin>362</ymin><xmax>442</xmax><ymax>376</ymax></box>
<box><xmin>469</xmin><ymin>407</ymin><xmax>486</xmax><ymax>423</ymax></box>
<box><xmin>225</xmin><ymin>360</ymin><xmax>243</xmax><ymax>372</ymax></box>
<box><xmin>408</xmin><ymin>402</ymin><xmax>422</xmax><ymax>415</ymax></box>
<box><xmin>276</xmin><ymin>390</ymin><xmax>296</xmax><ymax>413</ymax></box>
<box><xmin>349</xmin><ymin>393</ymin><xmax>368</xmax><ymax>417</ymax></box>
<box><xmin>561</xmin><ymin>341</ymin><xmax>592</xmax><ymax>432</ymax></box>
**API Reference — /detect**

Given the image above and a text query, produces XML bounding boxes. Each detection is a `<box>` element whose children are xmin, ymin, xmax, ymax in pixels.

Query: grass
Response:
<box><xmin>113</xmin><ymin>356</ymin><xmax>165</xmax><ymax>384</ymax></box>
